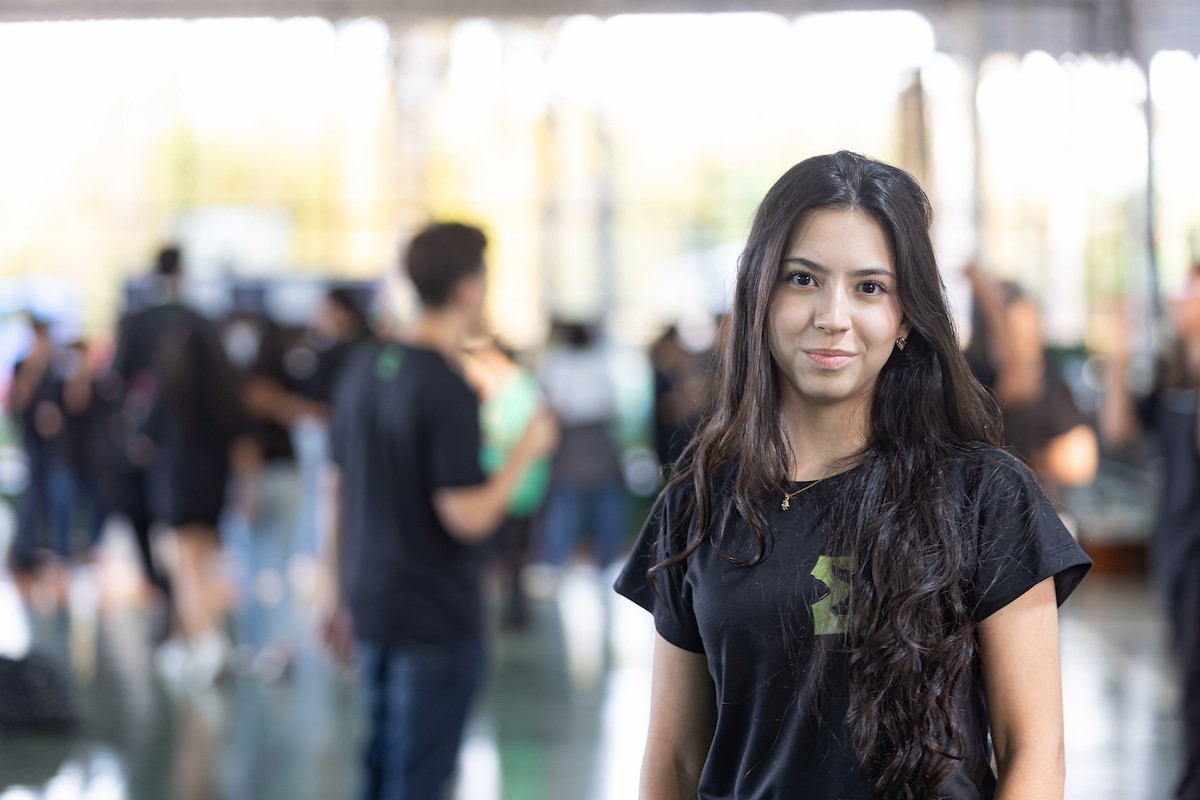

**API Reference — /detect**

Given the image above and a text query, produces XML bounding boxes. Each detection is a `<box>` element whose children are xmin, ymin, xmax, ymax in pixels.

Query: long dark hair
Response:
<box><xmin>650</xmin><ymin>151</ymin><xmax>1003</xmax><ymax>797</ymax></box>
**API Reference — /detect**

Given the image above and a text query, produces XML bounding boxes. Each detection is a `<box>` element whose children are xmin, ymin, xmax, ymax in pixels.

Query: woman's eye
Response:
<box><xmin>859</xmin><ymin>281</ymin><xmax>886</xmax><ymax>295</ymax></box>
<box><xmin>788</xmin><ymin>272</ymin><xmax>816</xmax><ymax>287</ymax></box>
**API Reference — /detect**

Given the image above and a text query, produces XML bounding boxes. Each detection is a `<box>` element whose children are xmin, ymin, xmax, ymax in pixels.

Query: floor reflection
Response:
<box><xmin>0</xmin><ymin>558</ymin><xmax>1184</xmax><ymax>799</ymax></box>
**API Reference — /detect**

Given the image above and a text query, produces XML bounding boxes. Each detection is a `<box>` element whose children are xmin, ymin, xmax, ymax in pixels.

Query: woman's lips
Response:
<box><xmin>804</xmin><ymin>350</ymin><xmax>855</xmax><ymax>369</ymax></box>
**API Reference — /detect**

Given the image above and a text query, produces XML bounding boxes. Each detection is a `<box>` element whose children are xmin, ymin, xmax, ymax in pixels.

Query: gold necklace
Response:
<box><xmin>781</xmin><ymin>478</ymin><xmax>823</xmax><ymax>511</ymax></box>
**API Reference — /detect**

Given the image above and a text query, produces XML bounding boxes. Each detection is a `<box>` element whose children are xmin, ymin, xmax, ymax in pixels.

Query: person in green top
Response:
<box><xmin>465</xmin><ymin>339</ymin><xmax>551</xmax><ymax>627</ymax></box>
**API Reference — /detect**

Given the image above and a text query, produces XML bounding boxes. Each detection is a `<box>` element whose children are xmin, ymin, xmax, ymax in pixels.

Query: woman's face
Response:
<box><xmin>767</xmin><ymin>207</ymin><xmax>910</xmax><ymax>418</ymax></box>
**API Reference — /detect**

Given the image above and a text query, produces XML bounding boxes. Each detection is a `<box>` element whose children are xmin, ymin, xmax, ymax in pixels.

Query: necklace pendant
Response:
<box><xmin>781</xmin><ymin>497</ymin><xmax>790</xmax><ymax>511</ymax></box>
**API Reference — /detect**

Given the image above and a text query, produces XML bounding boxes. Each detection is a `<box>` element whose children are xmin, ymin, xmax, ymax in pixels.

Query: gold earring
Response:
<box><xmin>895</xmin><ymin>337</ymin><xmax>907</xmax><ymax>351</ymax></box>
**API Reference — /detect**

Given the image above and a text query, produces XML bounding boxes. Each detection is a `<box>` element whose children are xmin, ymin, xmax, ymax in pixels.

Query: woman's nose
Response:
<box><xmin>813</xmin><ymin>288</ymin><xmax>850</xmax><ymax>334</ymax></box>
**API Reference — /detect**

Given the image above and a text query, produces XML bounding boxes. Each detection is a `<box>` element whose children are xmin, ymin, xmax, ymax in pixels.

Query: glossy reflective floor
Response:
<box><xmin>0</xmin><ymin>532</ymin><xmax>1183</xmax><ymax>800</ymax></box>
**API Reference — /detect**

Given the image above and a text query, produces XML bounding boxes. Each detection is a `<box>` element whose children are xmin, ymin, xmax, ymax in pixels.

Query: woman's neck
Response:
<box><xmin>779</xmin><ymin>395</ymin><xmax>870</xmax><ymax>480</ymax></box>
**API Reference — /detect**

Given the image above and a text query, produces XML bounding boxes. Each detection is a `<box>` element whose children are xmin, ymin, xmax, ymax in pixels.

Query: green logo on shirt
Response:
<box><xmin>374</xmin><ymin>346</ymin><xmax>405</xmax><ymax>381</ymax></box>
<box><xmin>811</xmin><ymin>555</ymin><xmax>851</xmax><ymax>636</ymax></box>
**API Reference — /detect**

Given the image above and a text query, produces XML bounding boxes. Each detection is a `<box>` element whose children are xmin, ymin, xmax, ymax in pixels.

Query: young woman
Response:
<box><xmin>615</xmin><ymin>151</ymin><xmax>1091</xmax><ymax>799</ymax></box>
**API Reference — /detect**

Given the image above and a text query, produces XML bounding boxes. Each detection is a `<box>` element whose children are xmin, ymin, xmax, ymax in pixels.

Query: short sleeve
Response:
<box><xmin>971</xmin><ymin>454</ymin><xmax>1092</xmax><ymax>622</ymax></box>
<box><xmin>613</xmin><ymin>487</ymin><xmax>705</xmax><ymax>653</ymax></box>
<box><xmin>424</xmin><ymin>363</ymin><xmax>486</xmax><ymax>490</ymax></box>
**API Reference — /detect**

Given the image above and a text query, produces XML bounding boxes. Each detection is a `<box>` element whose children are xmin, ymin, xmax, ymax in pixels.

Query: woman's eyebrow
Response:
<box><xmin>780</xmin><ymin>257</ymin><xmax>895</xmax><ymax>279</ymax></box>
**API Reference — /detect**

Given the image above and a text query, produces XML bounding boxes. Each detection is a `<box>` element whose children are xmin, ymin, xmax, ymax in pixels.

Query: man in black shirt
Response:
<box><xmin>323</xmin><ymin>222</ymin><xmax>556</xmax><ymax>800</ymax></box>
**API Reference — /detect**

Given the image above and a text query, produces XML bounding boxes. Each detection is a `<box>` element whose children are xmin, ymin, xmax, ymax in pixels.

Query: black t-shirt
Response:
<box><xmin>966</xmin><ymin>353</ymin><xmax>1085</xmax><ymax>469</ymax></box>
<box><xmin>12</xmin><ymin>357</ymin><xmax>65</xmax><ymax>457</ymax></box>
<box><xmin>331</xmin><ymin>341</ymin><xmax>487</xmax><ymax>645</ymax></box>
<box><xmin>303</xmin><ymin>333</ymin><xmax>373</xmax><ymax>406</ymax></box>
<box><xmin>614</xmin><ymin>449</ymin><xmax>1091</xmax><ymax>800</ymax></box>
<box><xmin>234</xmin><ymin>317</ymin><xmax>300</xmax><ymax>463</ymax></box>
<box><xmin>109</xmin><ymin>302</ymin><xmax>211</xmax><ymax>473</ymax></box>
<box><xmin>1136</xmin><ymin>382</ymin><xmax>1200</xmax><ymax>582</ymax></box>
<box><xmin>999</xmin><ymin>365</ymin><xmax>1086</xmax><ymax>468</ymax></box>
<box><xmin>111</xmin><ymin>302</ymin><xmax>203</xmax><ymax>382</ymax></box>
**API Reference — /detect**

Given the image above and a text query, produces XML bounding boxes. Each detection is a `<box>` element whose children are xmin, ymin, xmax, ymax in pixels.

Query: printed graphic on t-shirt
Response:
<box><xmin>811</xmin><ymin>555</ymin><xmax>851</xmax><ymax>635</ymax></box>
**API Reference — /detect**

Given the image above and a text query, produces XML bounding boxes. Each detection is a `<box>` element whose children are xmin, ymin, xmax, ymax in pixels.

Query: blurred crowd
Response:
<box><xmin>3</xmin><ymin>247</ymin><xmax>376</xmax><ymax>684</ymax></box>
<box><xmin>1</xmin><ymin>233</ymin><xmax>1199</xmax><ymax>796</ymax></box>
<box><xmin>0</xmin><ymin>242</ymin><xmax>717</xmax><ymax>687</ymax></box>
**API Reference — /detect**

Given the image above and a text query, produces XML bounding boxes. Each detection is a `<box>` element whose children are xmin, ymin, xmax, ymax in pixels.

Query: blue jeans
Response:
<box><xmin>13</xmin><ymin>453</ymin><xmax>75</xmax><ymax>566</ymax></box>
<box><xmin>289</xmin><ymin>417</ymin><xmax>329</xmax><ymax>558</ymax></box>
<box><xmin>356</xmin><ymin>637</ymin><xmax>485</xmax><ymax>800</ymax></box>
<box><xmin>538</xmin><ymin>479</ymin><xmax>628</xmax><ymax>568</ymax></box>
<box><xmin>225</xmin><ymin>463</ymin><xmax>298</xmax><ymax>650</ymax></box>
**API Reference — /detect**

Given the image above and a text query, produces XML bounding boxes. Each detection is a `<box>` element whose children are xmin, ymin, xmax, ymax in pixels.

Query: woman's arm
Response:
<box><xmin>641</xmin><ymin>633</ymin><xmax>716</xmax><ymax>800</ymax></box>
<box><xmin>978</xmin><ymin>577</ymin><xmax>1066</xmax><ymax>799</ymax></box>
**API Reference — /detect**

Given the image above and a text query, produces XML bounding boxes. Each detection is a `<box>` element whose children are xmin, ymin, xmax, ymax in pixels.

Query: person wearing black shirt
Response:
<box><xmin>105</xmin><ymin>246</ymin><xmax>198</xmax><ymax>613</ymax></box>
<box><xmin>322</xmin><ymin>222</ymin><xmax>556</xmax><ymax>800</ymax></box>
<box><xmin>305</xmin><ymin>287</ymin><xmax>374</xmax><ymax>406</ymax></box>
<box><xmin>963</xmin><ymin>265</ymin><xmax>1098</xmax><ymax>504</ymax></box>
<box><xmin>144</xmin><ymin>313</ymin><xmax>244</xmax><ymax>686</ymax></box>
<box><xmin>108</xmin><ymin>245</ymin><xmax>245</xmax><ymax>682</ymax></box>
<box><xmin>222</xmin><ymin>311</ymin><xmax>315</xmax><ymax>680</ymax></box>
<box><xmin>7</xmin><ymin>316</ymin><xmax>75</xmax><ymax>570</ymax></box>
<box><xmin>289</xmin><ymin>287</ymin><xmax>374</xmax><ymax>560</ymax></box>
<box><xmin>615</xmin><ymin>152</ymin><xmax>1090</xmax><ymax>799</ymax></box>
<box><xmin>1101</xmin><ymin>264</ymin><xmax>1200</xmax><ymax>799</ymax></box>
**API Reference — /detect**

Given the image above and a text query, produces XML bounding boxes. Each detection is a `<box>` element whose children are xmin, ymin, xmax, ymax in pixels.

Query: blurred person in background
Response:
<box><xmin>106</xmin><ymin>245</ymin><xmax>195</xmax><ymax>631</ymax></box>
<box><xmin>305</xmin><ymin>287</ymin><xmax>375</xmax><ymax>405</ymax></box>
<box><xmin>615</xmin><ymin>152</ymin><xmax>1090</xmax><ymax>799</ymax></box>
<box><xmin>68</xmin><ymin>338</ymin><xmax>118</xmax><ymax>556</ymax></box>
<box><xmin>964</xmin><ymin>263</ymin><xmax>1099</xmax><ymax>503</ymax></box>
<box><xmin>7</xmin><ymin>315</ymin><xmax>76</xmax><ymax>576</ymax></box>
<box><xmin>221</xmin><ymin>307</ymin><xmax>315</xmax><ymax>681</ymax></box>
<box><xmin>1100</xmin><ymin>260</ymin><xmax>1200</xmax><ymax>800</ymax></box>
<box><xmin>289</xmin><ymin>287</ymin><xmax>375</xmax><ymax>560</ymax></box>
<box><xmin>650</xmin><ymin>321</ymin><xmax>718</xmax><ymax>477</ymax></box>
<box><xmin>320</xmin><ymin>222</ymin><xmax>557</xmax><ymax>800</ymax></box>
<box><xmin>650</xmin><ymin>325</ymin><xmax>689</xmax><ymax>471</ymax></box>
<box><xmin>463</xmin><ymin>338</ymin><xmax>552</xmax><ymax>628</ymax></box>
<box><xmin>536</xmin><ymin>320</ymin><xmax>629</xmax><ymax>570</ymax></box>
<box><xmin>147</xmin><ymin>318</ymin><xmax>245</xmax><ymax>686</ymax></box>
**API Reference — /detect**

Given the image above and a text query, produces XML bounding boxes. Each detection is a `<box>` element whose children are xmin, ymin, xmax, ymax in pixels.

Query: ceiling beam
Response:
<box><xmin>1</xmin><ymin>0</ymin><xmax>1195</xmax><ymax>56</ymax></box>
<box><xmin>0</xmin><ymin>0</ymin><xmax>1107</xmax><ymax>23</ymax></box>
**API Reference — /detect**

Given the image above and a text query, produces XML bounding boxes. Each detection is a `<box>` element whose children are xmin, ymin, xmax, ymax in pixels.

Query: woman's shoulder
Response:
<box><xmin>947</xmin><ymin>444</ymin><xmax>1031</xmax><ymax>478</ymax></box>
<box><xmin>651</xmin><ymin>465</ymin><xmax>737</xmax><ymax>536</ymax></box>
<box><xmin>652</xmin><ymin>474</ymin><xmax>698</xmax><ymax>526</ymax></box>
<box><xmin>940</xmin><ymin>445</ymin><xmax>1042</xmax><ymax>501</ymax></box>
<box><xmin>659</xmin><ymin>461</ymin><xmax>737</xmax><ymax>502</ymax></box>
